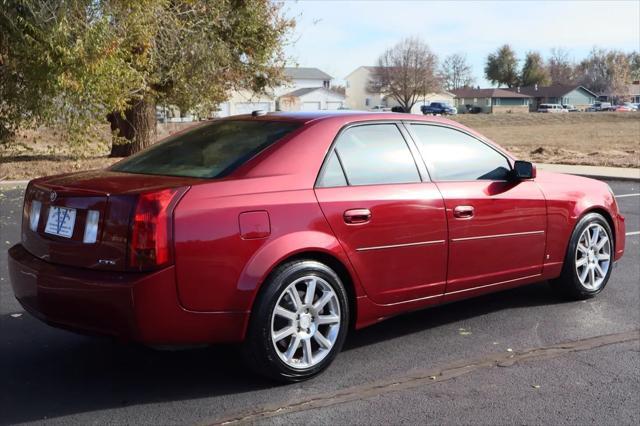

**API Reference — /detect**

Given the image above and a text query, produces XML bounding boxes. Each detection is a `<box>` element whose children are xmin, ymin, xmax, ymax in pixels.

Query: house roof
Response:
<box><xmin>281</xmin><ymin>87</ymin><xmax>345</xmax><ymax>99</ymax></box>
<box><xmin>284</xmin><ymin>67</ymin><xmax>332</xmax><ymax>81</ymax></box>
<box><xmin>507</xmin><ymin>84</ymin><xmax>597</xmax><ymax>98</ymax></box>
<box><xmin>450</xmin><ymin>88</ymin><xmax>532</xmax><ymax>98</ymax></box>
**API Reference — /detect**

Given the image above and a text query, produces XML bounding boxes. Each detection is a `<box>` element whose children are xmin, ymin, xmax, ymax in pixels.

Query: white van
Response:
<box><xmin>537</xmin><ymin>103</ymin><xmax>567</xmax><ymax>113</ymax></box>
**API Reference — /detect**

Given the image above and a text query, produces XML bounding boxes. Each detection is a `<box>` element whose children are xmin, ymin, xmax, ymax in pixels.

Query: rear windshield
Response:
<box><xmin>111</xmin><ymin>120</ymin><xmax>300</xmax><ymax>178</ymax></box>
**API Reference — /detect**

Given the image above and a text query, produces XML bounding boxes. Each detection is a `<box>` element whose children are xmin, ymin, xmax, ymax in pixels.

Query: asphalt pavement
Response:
<box><xmin>0</xmin><ymin>178</ymin><xmax>638</xmax><ymax>425</ymax></box>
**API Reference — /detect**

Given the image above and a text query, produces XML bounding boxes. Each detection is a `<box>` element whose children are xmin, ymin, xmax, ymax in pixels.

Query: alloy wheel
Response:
<box><xmin>270</xmin><ymin>276</ymin><xmax>341</xmax><ymax>369</ymax></box>
<box><xmin>575</xmin><ymin>223</ymin><xmax>611</xmax><ymax>290</ymax></box>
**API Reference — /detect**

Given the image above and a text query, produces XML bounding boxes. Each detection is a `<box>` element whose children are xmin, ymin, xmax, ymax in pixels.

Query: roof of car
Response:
<box><xmin>222</xmin><ymin>110</ymin><xmax>460</xmax><ymax>125</ymax></box>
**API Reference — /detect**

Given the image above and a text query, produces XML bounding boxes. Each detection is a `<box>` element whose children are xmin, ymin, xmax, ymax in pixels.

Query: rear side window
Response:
<box><xmin>111</xmin><ymin>120</ymin><xmax>300</xmax><ymax>178</ymax></box>
<box><xmin>317</xmin><ymin>150</ymin><xmax>348</xmax><ymax>187</ymax></box>
<box><xmin>319</xmin><ymin>124</ymin><xmax>420</xmax><ymax>187</ymax></box>
<box><xmin>410</xmin><ymin>124</ymin><xmax>511</xmax><ymax>181</ymax></box>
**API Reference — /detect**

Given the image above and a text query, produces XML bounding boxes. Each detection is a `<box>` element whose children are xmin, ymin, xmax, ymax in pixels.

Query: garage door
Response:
<box><xmin>234</xmin><ymin>102</ymin><xmax>271</xmax><ymax>115</ymax></box>
<box><xmin>302</xmin><ymin>102</ymin><xmax>321</xmax><ymax>111</ymax></box>
<box><xmin>214</xmin><ymin>102</ymin><xmax>230</xmax><ymax>118</ymax></box>
<box><xmin>326</xmin><ymin>101</ymin><xmax>343</xmax><ymax>110</ymax></box>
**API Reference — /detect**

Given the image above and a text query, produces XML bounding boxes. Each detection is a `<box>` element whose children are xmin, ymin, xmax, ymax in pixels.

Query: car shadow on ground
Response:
<box><xmin>0</xmin><ymin>281</ymin><xmax>563</xmax><ymax>424</ymax></box>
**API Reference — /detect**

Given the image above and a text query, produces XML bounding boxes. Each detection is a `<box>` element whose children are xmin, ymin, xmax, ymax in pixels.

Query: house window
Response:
<box><xmin>523</xmin><ymin>98</ymin><xmax>529</xmax><ymax>106</ymax></box>
<box><xmin>365</xmin><ymin>98</ymin><xmax>371</xmax><ymax>107</ymax></box>
<box><xmin>494</xmin><ymin>98</ymin><xmax>501</xmax><ymax>106</ymax></box>
<box><xmin>473</xmin><ymin>98</ymin><xmax>478</xmax><ymax>104</ymax></box>
<box><xmin>323</xmin><ymin>80</ymin><xmax>330</xmax><ymax>88</ymax></box>
<box><xmin>460</xmin><ymin>98</ymin><xmax>465</xmax><ymax>105</ymax></box>
<box><xmin>485</xmin><ymin>98</ymin><xmax>491</xmax><ymax>106</ymax></box>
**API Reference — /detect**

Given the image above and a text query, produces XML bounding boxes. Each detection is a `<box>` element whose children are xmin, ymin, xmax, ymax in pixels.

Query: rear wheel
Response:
<box><xmin>551</xmin><ymin>213</ymin><xmax>613</xmax><ymax>299</ymax></box>
<box><xmin>243</xmin><ymin>260</ymin><xmax>349</xmax><ymax>382</ymax></box>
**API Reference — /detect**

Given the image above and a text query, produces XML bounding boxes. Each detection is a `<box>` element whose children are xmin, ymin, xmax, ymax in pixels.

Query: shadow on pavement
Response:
<box><xmin>0</xmin><ymin>281</ymin><xmax>562</xmax><ymax>424</ymax></box>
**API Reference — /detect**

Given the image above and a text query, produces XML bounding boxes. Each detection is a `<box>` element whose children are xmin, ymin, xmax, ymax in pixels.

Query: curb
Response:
<box><xmin>536</xmin><ymin>164</ymin><xmax>640</xmax><ymax>182</ymax></box>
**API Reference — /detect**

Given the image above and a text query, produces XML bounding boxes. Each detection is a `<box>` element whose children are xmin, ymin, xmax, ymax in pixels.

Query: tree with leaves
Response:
<box><xmin>368</xmin><ymin>37</ymin><xmax>440</xmax><ymax>112</ymax></box>
<box><xmin>547</xmin><ymin>47</ymin><xmax>576</xmax><ymax>85</ymax></box>
<box><xmin>628</xmin><ymin>52</ymin><xmax>640</xmax><ymax>82</ymax></box>
<box><xmin>519</xmin><ymin>51</ymin><xmax>549</xmax><ymax>87</ymax></box>
<box><xmin>440</xmin><ymin>53</ymin><xmax>474</xmax><ymax>91</ymax></box>
<box><xmin>0</xmin><ymin>0</ymin><xmax>293</xmax><ymax>156</ymax></box>
<box><xmin>484</xmin><ymin>44</ymin><xmax>519</xmax><ymax>88</ymax></box>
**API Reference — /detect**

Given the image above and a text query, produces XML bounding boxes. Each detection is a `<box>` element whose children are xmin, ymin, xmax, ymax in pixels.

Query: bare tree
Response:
<box><xmin>547</xmin><ymin>48</ymin><xmax>576</xmax><ymax>85</ymax></box>
<box><xmin>369</xmin><ymin>37</ymin><xmax>440</xmax><ymax>112</ymax></box>
<box><xmin>578</xmin><ymin>47</ymin><xmax>631</xmax><ymax>97</ymax></box>
<box><xmin>440</xmin><ymin>53</ymin><xmax>474</xmax><ymax>90</ymax></box>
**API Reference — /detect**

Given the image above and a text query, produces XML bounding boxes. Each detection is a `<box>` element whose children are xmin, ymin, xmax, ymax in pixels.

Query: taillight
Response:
<box><xmin>29</xmin><ymin>200</ymin><xmax>42</xmax><ymax>232</ymax></box>
<box><xmin>128</xmin><ymin>187</ymin><xmax>187</xmax><ymax>270</ymax></box>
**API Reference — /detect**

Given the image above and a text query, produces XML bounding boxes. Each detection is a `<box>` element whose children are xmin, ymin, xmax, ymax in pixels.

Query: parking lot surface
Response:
<box><xmin>1</xmin><ymin>178</ymin><xmax>638</xmax><ymax>425</ymax></box>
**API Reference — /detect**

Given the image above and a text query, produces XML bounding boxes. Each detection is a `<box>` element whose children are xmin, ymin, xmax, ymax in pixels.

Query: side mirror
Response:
<box><xmin>513</xmin><ymin>160</ymin><xmax>536</xmax><ymax>180</ymax></box>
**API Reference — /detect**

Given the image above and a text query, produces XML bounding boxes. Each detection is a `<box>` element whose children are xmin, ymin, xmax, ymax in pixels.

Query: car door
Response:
<box><xmin>406</xmin><ymin>123</ymin><xmax>547</xmax><ymax>298</ymax></box>
<box><xmin>314</xmin><ymin>122</ymin><xmax>448</xmax><ymax>305</ymax></box>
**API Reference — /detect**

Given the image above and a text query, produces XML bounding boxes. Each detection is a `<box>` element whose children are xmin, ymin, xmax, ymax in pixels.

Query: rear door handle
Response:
<box><xmin>453</xmin><ymin>205</ymin><xmax>474</xmax><ymax>219</ymax></box>
<box><xmin>344</xmin><ymin>209</ymin><xmax>371</xmax><ymax>224</ymax></box>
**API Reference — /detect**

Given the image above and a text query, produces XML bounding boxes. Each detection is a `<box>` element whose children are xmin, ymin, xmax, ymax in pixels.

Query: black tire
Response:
<box><xmin>550</xmin><ymin>212</ymin><xmax>614</xmax><ymax>300</ymax></box>
<box><xmin>242</xmin><ymin>260</ymin><xmax>350</xmax><ymax>382</ymax></box>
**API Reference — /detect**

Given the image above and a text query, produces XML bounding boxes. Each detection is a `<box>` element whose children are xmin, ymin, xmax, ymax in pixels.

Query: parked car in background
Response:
<box><xmin>562</xmin><ymin>104</ymin><xmax>578</xmax><ymax>112</ymax></box>
<box><xmin>588</xmin><ymin>102</ymin><xmax>614</xmax><ymax>112</ymax></box>
<box><xmin>370</xmin><ymin>105</ymin><xmax>392</xmax><ymax>112</ymax></box>
<box><xmin>613</xmin><ymin>105</ymin><xmax>634</xmax><ymax>112</ymax></box>
<box><xmin>622</xmin><ymin>102</ymin><xmax>638</xmax><ymax>111</ymax></box>
<box><xmin>421</xmin><ymin>102</ymin><xmax>457</xmax><ymax>115</ymax></box>
<box><xmin>537</xmin><ymin>104</ymin><xmax>567</xmax><ymax>113</ymax></box>
<box><xmin>391</xmin><ymin>106</ymin><xmax>408</xmax><ymax>113</ymax></box>
<box><xmin>9</xmin><ymin>112</ymin><xmax>625</xmax><ymax>382</ymax></box>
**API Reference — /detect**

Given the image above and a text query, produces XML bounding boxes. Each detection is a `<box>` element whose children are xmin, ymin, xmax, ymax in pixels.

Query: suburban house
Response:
<box><xmin>630</xmin><ymin>82</ymin><xmax>640</xmax><ymax>103</ymax></box>
<box><xmin>213</xmin><ymin>67</ymin><xmax>344</xmax><ymax>117</ymax></box>
<box><xmin>344</xmin><ymin>66</ymin><xmax>455</xmax><ymax>113</ymax></box>
<box><xmin>507</xmin><ymin>84</ymin><xmax>597</xmax><ymax>111</ymax></box>
<box><xmin>450</xmin><ymin>88</ymin><xmax>532</xmax><ymax>114</ymax></box>
<box><xmin>596</xmin><ymin>81</ymin><xmax>640</xmax><ymax>104</ymax></box>
<box><xmin>278</xmin><ymin>87</ymin><xmax>345</xmax><ymax>111</ymax></box>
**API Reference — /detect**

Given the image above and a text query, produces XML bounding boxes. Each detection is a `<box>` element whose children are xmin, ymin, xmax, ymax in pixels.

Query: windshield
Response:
<box><xmin>111</xmin><ymin>120</ymin><xmax>300</xmax><ymax>178</ymax></box>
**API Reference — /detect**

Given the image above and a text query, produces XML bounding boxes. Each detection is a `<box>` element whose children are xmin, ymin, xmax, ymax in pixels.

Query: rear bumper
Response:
<box><xmin>8</xmin><ymin>244</ymin><xmax>248</xmax><ymax>344</ymax></box>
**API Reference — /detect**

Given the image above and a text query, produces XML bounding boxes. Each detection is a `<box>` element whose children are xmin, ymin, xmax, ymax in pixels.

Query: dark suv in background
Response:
<box><xmin>421</xmin><ymin>102</ymin><xmax>457</xmax><ymax>115</ymax></box>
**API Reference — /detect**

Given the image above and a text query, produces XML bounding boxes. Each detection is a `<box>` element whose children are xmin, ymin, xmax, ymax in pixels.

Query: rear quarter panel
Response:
<box><xmin>174</xmin><ymin>182</ymin><xmax>342</xmax><ymax>312</ymax></box>
<box><xmin>536</xmin><ymin>170</ymin><xmax>623</xmax><ymax>278</ymax></box>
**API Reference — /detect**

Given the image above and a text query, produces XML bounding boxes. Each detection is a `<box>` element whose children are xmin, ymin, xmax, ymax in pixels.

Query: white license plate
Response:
<box><xmin>44</xmin><ymin>206</ymin><xmax>77</xmax><ymax>238</ymax></box>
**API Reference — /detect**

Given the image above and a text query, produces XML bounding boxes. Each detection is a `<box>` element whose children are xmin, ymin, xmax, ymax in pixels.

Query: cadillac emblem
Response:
<box><xmin>50</xmin><ymin>191</ymin><xmax>57</xmax><ymax>202</ymax></box>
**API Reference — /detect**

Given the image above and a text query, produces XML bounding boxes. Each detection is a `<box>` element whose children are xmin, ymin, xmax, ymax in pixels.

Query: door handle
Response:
<box><xmin>453</xmin><ymin>205</ymin><xmax>474</xmax><ymax>219</ymax></box>
<box><xmin>344</xmin><ymin>209</ymin><xmax>371</xmax><ymax>224</ymax></box>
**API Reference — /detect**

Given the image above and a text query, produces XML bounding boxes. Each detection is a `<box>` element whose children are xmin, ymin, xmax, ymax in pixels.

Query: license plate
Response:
<box><xmin>44</xmin><ymin>206</ymin><xmax>77</xmax><ymax>238</ymax></box>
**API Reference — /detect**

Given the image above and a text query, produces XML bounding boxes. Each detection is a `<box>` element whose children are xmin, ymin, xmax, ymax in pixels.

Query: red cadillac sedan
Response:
<box><xmin>9</xmin><ymin>111</ymin><xmax>625</xmax><ymax>381</ymax></box>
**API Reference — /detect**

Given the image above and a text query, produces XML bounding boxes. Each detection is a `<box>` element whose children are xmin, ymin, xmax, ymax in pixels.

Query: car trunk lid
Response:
<box><xmin>22</xmin><ymin>170</ymin><xmax>199</xmax><ymax>271</ymax></box>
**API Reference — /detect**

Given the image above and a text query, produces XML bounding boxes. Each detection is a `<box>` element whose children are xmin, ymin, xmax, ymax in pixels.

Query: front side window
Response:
<box><xmin>111</xmin><ymin>120</ymin><xmax>300</xmax><ymax>178</ymax></box>
<box><xmin>318</xmin><ymin>124</ymin><xmax>420</xmax><ymax>187</ymax></box>
<box><xmin>409</xmin><ymin>124</ymin><xmax>511</xmax><ymax>181</ymax></box>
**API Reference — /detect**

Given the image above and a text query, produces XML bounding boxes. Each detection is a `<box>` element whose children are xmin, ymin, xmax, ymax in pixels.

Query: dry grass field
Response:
<box><xmin>452</xmin><ymin>112</ymin><xmax>639</xmax><ymax>168</ymax></box>
<box><xmin>1</xmin><ymin>112</ymin><xmax>638</xmax><ymax>180</ymax></box>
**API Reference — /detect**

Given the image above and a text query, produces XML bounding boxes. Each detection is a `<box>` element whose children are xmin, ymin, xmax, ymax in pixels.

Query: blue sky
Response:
<box><xmin>282</xmin><ymin>0</ymin><xmax>640</xmax><ymax>87</ymax></box>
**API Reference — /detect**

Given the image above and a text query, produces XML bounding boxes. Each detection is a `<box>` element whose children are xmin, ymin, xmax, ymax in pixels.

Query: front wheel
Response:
<box><xmin>243</xmin><ymin>260</ymin><xmax>349</xmax><ymax>382</ymax></box>
<box><xmin>550</xmin><ymin>212</ymin><xmax>614</xmax><ymax>299</ymax></box>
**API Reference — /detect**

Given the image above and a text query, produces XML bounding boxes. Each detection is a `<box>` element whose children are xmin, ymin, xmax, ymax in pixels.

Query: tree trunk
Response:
<box><xmin>109</xmin><ymin>97</ymin><xmax>156</xmax><ymax>157</ymax></box>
